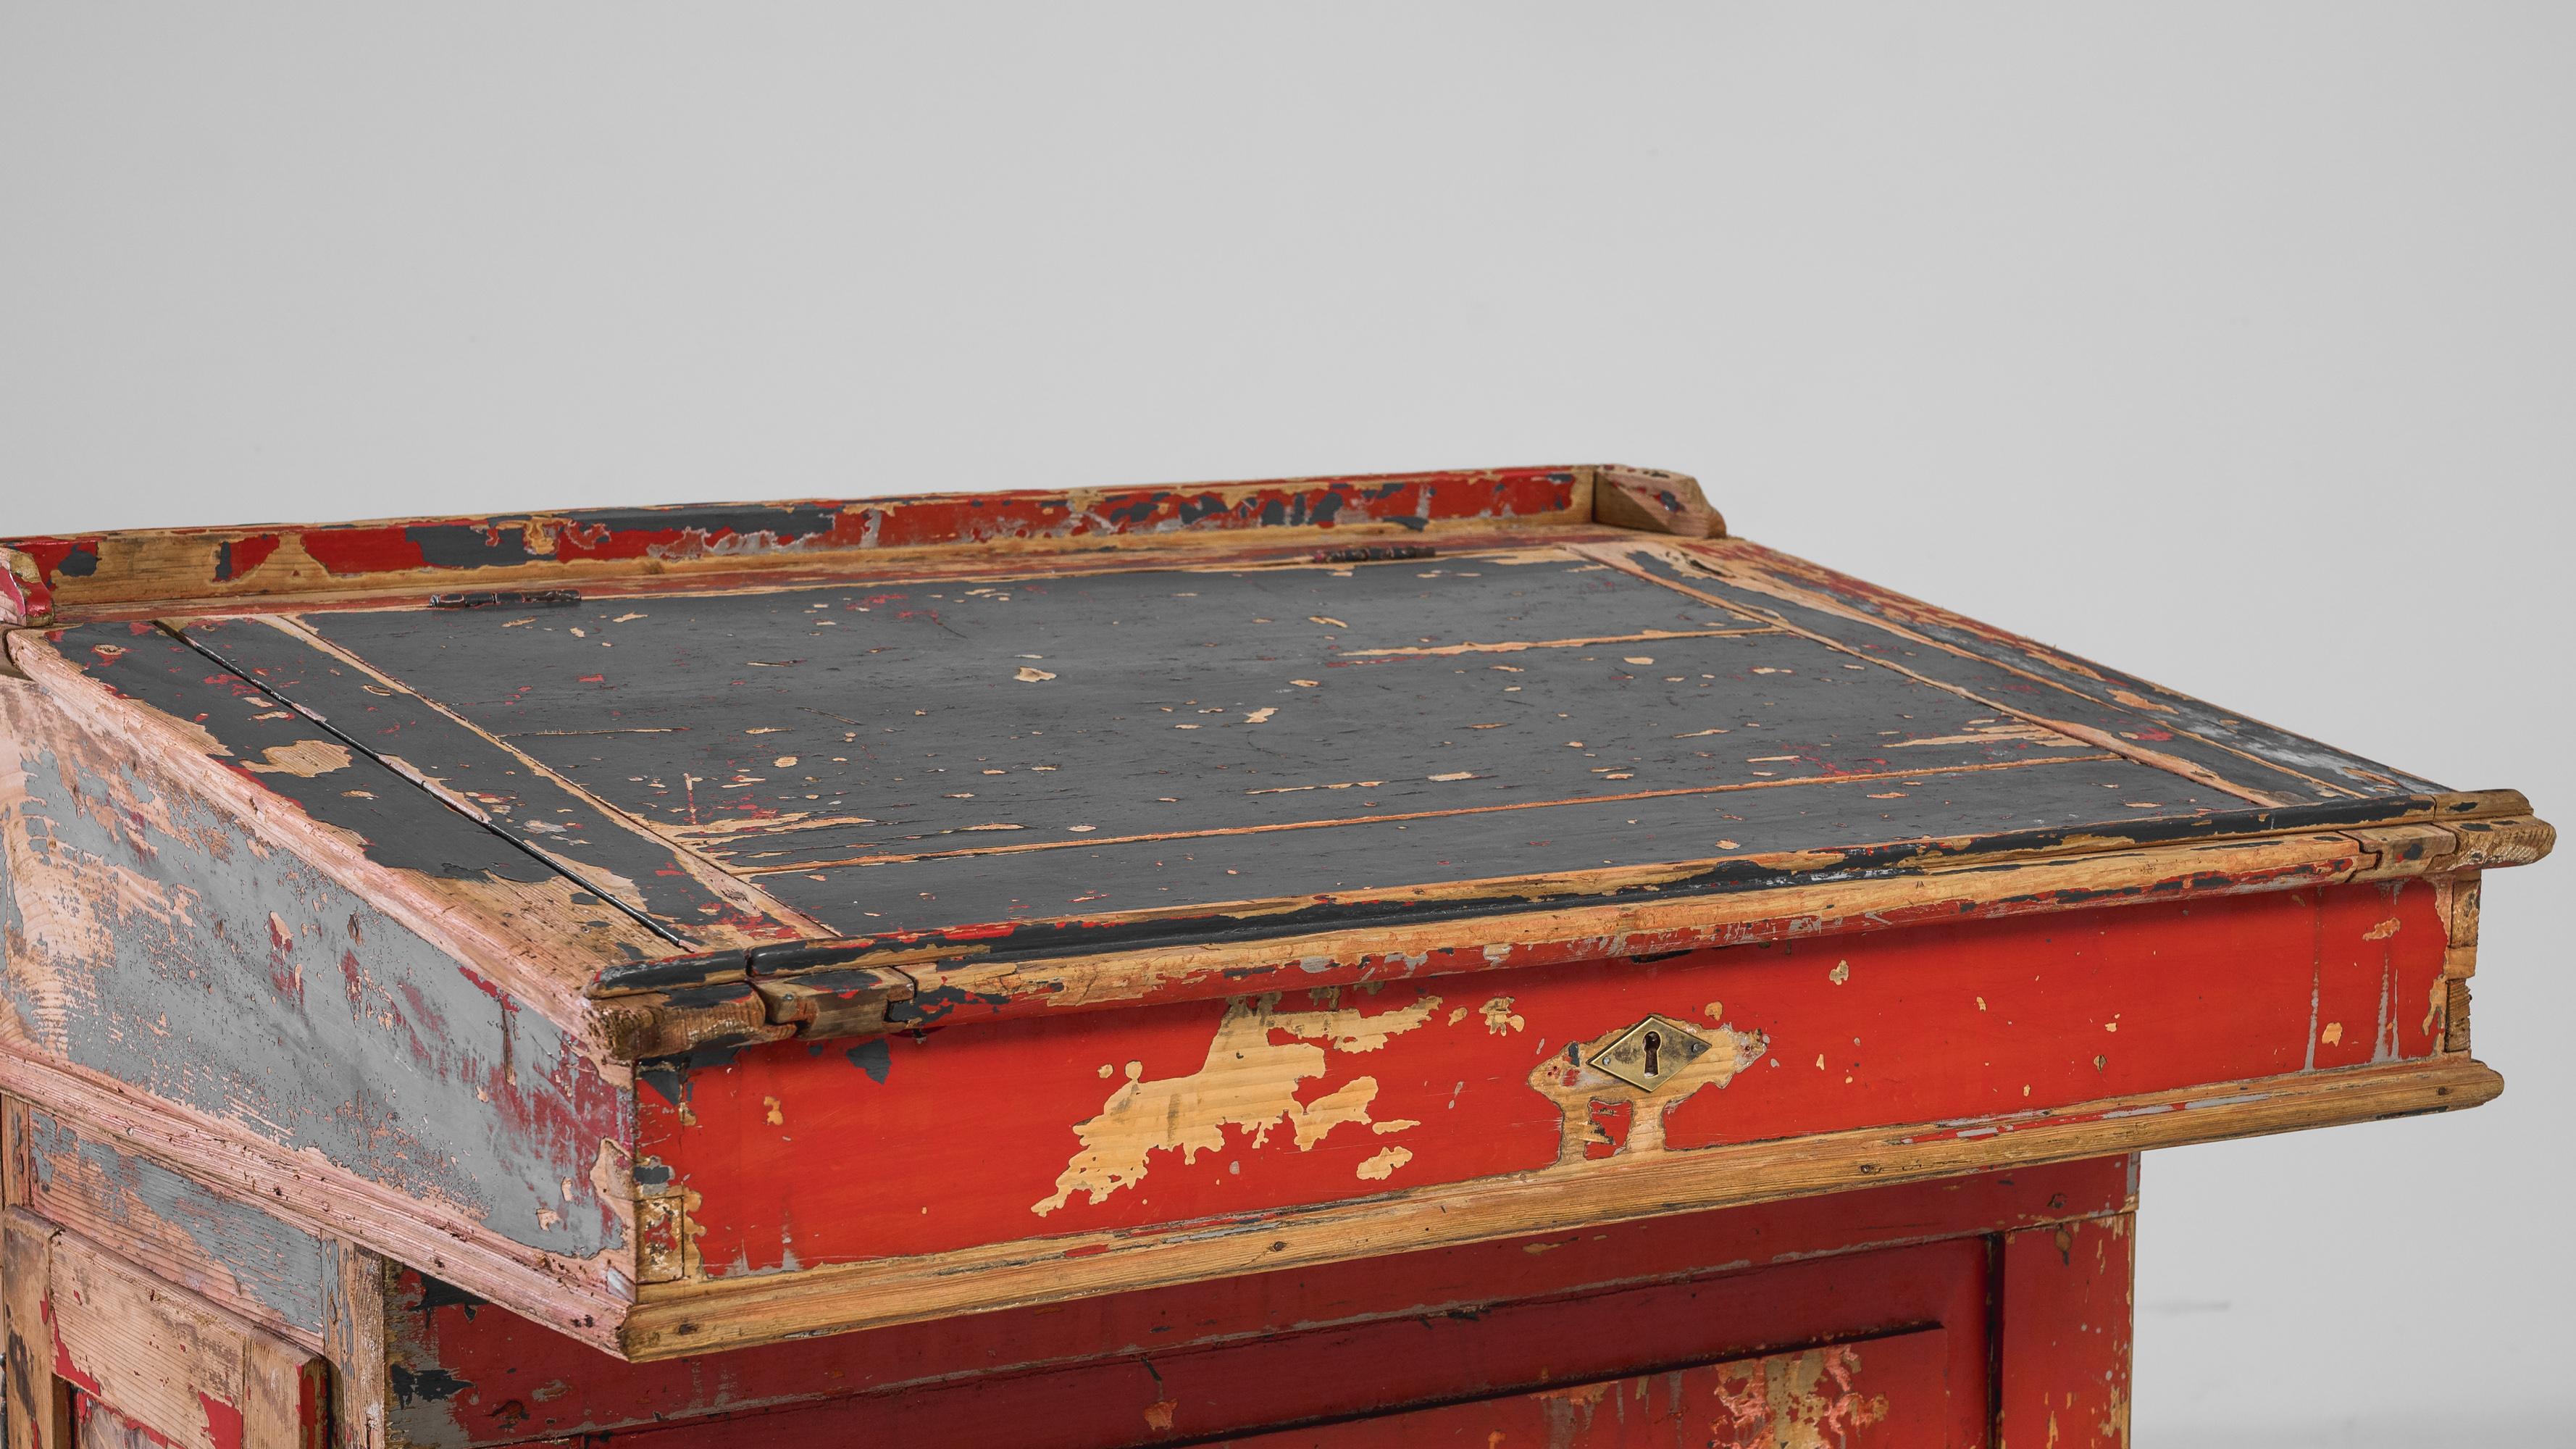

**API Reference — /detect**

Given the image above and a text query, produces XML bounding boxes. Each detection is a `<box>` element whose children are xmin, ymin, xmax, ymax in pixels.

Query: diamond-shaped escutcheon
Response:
<box><xmin>1589</xmin><ymin>1014</ymin><xmax>1713</xmax><ymax>1091</ymax></box>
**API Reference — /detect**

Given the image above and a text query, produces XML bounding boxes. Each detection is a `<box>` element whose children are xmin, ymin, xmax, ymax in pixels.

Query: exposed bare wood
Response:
<box><xmin>1589</xmin><ymin>465</ymin><xmax>1726</xmax><ymax>538</ymax></box>
<box><xmin>3</xmin><ymin>1211</ymin><xmax>72</xmax><ymax>1449</ymax></box>
<box><xmin>9</xmin><ymin>1104</ymin><xmax>328</xmax><ymax>1353</ymax></box>
<box><xmin>25</xmin><ymin>1219</ymin><xmax>326</xmax><ymax>1449</ymax></box>
<box><xmin>320</xmin><ymin>1243</ymin><xmax>388</xmax><ymax>1449</ymax></box>
<box><xmin>0</xmin><ymin>551</ymin><xmax>47</xmax><ymax>630</ymax></box>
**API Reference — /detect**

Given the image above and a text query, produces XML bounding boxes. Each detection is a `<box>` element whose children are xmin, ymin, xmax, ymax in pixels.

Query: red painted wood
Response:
<box><xmin>390</xmin><ymin>1161</ymin><xmax>2127</xmax><ymax>1448</ymax></box>
<box><xmin>641</xmin><ymin>881</ymin><xmax>2436</xmax><ymax>1277</ymax></box>
<box><xmin>1</xmin><ymin>467</ymin><xmax>1584</xmax><ymax>605</ymax></box>
<box><xmin>1995</xmin><ymin>1214</ymin><xmax>2136</xmax><ymax>1449</ymax></box>
<box><xmin>519</xmin><ymin>1239</ymin><xmax>1994</xmax><ymax>1448</ymax></box>
<box><xmin>1216</xmin><ymin>1328</ymin><xmax>1960</xmax><ymax>1448</ymax></box>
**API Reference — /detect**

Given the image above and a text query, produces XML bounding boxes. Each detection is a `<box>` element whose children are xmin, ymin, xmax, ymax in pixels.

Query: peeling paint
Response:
<box><xmin>1032</xmin><ymin>992</ymin><xmax>1439</xmax><ymax>1215</ymax></box>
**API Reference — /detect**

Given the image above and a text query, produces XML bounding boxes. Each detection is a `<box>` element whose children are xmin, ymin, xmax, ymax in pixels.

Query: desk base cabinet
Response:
<box><xmin>5</xmin><ymin>1098</ymin><xmax>2130</xmax><ymax>1448</ymax></box>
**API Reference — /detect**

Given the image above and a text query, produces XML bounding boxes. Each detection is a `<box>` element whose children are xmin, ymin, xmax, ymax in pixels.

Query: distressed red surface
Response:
<box><xmin>1996</xmin><ymin>1214</ymin><xmax>2136</xmax><ymax>1448</ymax></box>
<box><xmin>643</xmin><ymin>881</ymin><xmax>2438</xmax><ymax>1277</ymax></box>
<box><xmin>1218</xmin><ymin>1329</ymin><xmax>1957</xmax><ymax>1447</ymax></box>
<box><xmin>498</xmin><ymin>1239</ymin><xmax>1996</xmax><ymax>1448</ymax></box>
<box><xmin>3</xmin><ymin>467</ymin><xmax>1582</xmax><ymax>597</ymax></box>
<box><xmin>390</xmin><ymin>1161</ymin><xmax>2125</xmax><ymax>1447</ymax></box>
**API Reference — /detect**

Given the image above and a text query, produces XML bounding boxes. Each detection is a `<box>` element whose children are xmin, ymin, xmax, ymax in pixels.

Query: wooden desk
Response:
<box><xmin>0</xmin><ymin>466</ymin><xmax>2546</xmax><ymax>1445</ymax></box>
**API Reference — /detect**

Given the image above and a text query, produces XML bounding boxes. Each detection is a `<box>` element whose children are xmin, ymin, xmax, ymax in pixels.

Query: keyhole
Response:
<box><xmin>1642</xmin><ymin>1030</ymin><xmax>1663</xmax><ymax>1076</ymax></box>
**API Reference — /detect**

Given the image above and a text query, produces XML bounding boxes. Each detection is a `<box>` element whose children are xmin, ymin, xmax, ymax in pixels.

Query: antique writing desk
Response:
<box><xmin>0</xmin><ymin>467</ymin><xmax>2548</xmax><ymax>1447</ymax></box>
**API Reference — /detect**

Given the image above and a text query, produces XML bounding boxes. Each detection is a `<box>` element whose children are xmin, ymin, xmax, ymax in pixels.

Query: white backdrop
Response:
<box><xmin>5</xmin><ymin>7</ymin><xmax>2567</xmax><ymax>1440</ymax></box>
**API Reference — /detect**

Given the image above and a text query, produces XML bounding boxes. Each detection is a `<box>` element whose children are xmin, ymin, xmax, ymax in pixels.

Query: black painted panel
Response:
<box><xmin>764</xmin><ymin>756</ymin><xmax>2207</xmax><ymax>935</ymax></box>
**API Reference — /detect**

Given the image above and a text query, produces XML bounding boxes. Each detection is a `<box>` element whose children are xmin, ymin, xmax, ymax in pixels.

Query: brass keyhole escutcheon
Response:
<box><xmin>1590</xmin><ymin>1014</ymin><xmax>1714</xmax><ymax>1090</ymax></box>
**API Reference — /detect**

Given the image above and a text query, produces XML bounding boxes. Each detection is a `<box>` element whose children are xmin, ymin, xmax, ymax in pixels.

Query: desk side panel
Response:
<box><xmin>0</xmin><ymin>675</ymin><xmax>637</xmax><ymax>1297</ymax></box>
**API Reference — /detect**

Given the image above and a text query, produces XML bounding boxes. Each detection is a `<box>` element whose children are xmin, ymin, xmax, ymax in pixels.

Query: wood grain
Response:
<box><xmin>15</xmin><ymin>1216</ymin><xmax>326</xmax><ymax>1449</ymax></box>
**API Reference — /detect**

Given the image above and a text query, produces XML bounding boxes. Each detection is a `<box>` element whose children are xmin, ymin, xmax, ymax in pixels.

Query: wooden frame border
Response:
<box><xmin>1</xmin><ymin>464</ymin><xmax>1731</xmax><ymax>627</ymax></box>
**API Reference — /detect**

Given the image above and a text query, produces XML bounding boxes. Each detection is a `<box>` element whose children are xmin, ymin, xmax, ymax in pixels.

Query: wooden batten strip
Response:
<box><xmin>585</xmin><ymin>796</ymin><xmax>2542</xmax><ymax>1043</ymax></box>
<box><xmin>617</xmin><ymin>1058</ymin><xmax>2498</xmax><ymax>1358</ymax></box>
<box><xmin>0</xmin><ymin>467</ymin><xmax>1623</xmax><ymax>625</ymax></box>
<box><xmin>1588</xmin><ymin>466</ymin><xmax>1726</xmax><ymax>538</ymax></box>
<box><xmin>225</xmin><ymin>613</ymin><xmax>830</xmax><ymax>949</ymax></box>
<box><xmin>0</xmin><ymin>1048</ymin><xmax>632</xmax><ymax>1357</ymax></box>
<box><xmin>1570</xmin><ymin>538</ymin><xmax>2307</xmax><ymax>806</ymax></box>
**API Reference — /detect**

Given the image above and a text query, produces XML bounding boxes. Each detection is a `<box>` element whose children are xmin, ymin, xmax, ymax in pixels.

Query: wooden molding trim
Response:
<box><xmin>617</xmin><ymin>1057</ymin><xmax>2498</xmax><ymax>1358</ymax></box>
<box><xmin>586</xmin><ymin>807</ymin><xmax>2549</xmax><ymax>1051</ymax></box>
<box><xmin>0</xmin><ymin>467</ymin><xmax>1611</xmax><ymax>626</ymax></box>
<box><xmin>0</xmin><ymin>1048</ymin><xmax>631</xmax><ymax>1358</ymax></box>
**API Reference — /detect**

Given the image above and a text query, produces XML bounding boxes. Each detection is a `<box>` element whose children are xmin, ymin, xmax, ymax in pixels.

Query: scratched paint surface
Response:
<box><xmin>0</xmin><ymin>672</ymin><xmax>634</xmax><ymax>1263</ymax></box>
<box><xmin>640</xmin><ymin>880</ymin><xmax>2437</xmax><ymax>1276</ymax></box>
<box><xmin>177</xmin><ymin>615</ymin><xmax>809</xmax><ymax>947</ymax></box>
<box><xmin>384</xmin><ymin>1161</ymin><xmax>2118</xmax><ymax>1447</ymax></box>
<box><xmin>1998</xmin><ymin>1215</ymin><xmax>2134</xmax><ymax>1448</ymax></box>
<box><xmin>1621</xmin><ymin>540</ymin><xmax>2441</xmax><ymax>801</ymax></box>
<box><xmin>249</xmin><ymin>546</ymin><xmax>2338</xmax><ymax>955</ymax></box>
<box><xmin>392</xmin><ymin>1235</ymin><xmax>2001</xmax><ymax>1448</ymax></box>
<box><xmin>31</xmin><ymin>623</ymin><xmax>658</xmax><ymax>959</ymax></box>
<box><xmin>20</xmin><ymin>1106</ymin><xmax>330</xmax><ymax>1341</ymax></box>
<box><xmin>1</xmin><ymin>469</ymin><xmax>1586</xmax><ymax>622</ymax></box>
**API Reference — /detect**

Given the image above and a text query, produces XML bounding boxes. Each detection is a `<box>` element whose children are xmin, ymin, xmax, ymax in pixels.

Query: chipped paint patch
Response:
<box><xmin>1713</xmin><ymin>1342</ymin><xmax>1891</xmax><ymax>1448</ymax></box>
<box><xmin>240</xmin><ymin>739</ymin><xmax>353</xmax><ymax>777</ymax></box>
<box><xmin>1529</xmin><ymin>1016</ymin><xmax>1766</xmax><ymax>1165</ymax></box>
<box><xmin>1032</xmin><ymin>992</ymin><xmax>1440</xmax><ymax>1215</ymax></box>
<box><xmin>1355</xmin><ymin>1145</ymin><xmax>1413</xmax><ymax>1181</ymax></box>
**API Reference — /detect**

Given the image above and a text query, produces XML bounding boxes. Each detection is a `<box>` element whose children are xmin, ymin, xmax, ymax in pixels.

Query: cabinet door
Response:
<box><xmin>1221</xmin><ymin>1327</ymin><xmax>1956</xmax><ymax>1448</ymax></box>
<box><xmin>2</xmin><ymin>1211</ymin><xmax>327</xmax><ymax>1449</ymax></box>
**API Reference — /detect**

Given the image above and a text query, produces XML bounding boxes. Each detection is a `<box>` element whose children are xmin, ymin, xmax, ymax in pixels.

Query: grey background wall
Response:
<box><xmin>4</xmin><ymin>7</ymin><xmax>2566</xmax><ymax>1440</ymax></box>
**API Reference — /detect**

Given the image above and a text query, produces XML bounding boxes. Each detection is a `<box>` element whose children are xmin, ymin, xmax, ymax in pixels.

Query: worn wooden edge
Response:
<box><xmin>3</xmin><ymin>627</ymin><xmax>638</xmax><ymax>1046</ymax></box>
<box><xmin>322</xmin><ymin>1242</ymin><xmax>390</xmax><ymax>1449</ymax></box>
<box><xmin>30</xmin><ymin>1218</ymin><xmax>327</xmax><ymax>1449</ymax></box>
<box><xmin>2</xmin><ymin>1097</ymin><xmax>328</xmax><ymax>1357</ymax></box>
<box><xmin>614</xmin><ymin>1057</ymin><xmax>2498</xmax><ymax>1359</ymax></box>
<box><xmin>584</xmin><ymin>808</ymin><xmax>2552</xmax><ymax>1056</ymax></box>
<box><xmin>1589</xmin><ymin>465</ymin><xmax>1725</xmax><ymax>539</ymax></box>
<box><xmin>0</xmin><ymin>1048</ymin><xmax>632</xmax><ymax>1359</ymax></box>
<box><xmin>2</xmin><ymin>1208</ymin><xmax>72</xmax><ymax>1449</ymax></box>
<box><xmin>1573</xmin><ymin>535</ymin><xmax>2331</xmax><ymax>808</ymax></box>
<box><xmin>1634</xmin><ymin>534</ymin><xmax>2450</xmax><ymax>807</ymax></box>
<box><xmin>0</xmin><ymin>466</ymin><xmax>1611</xmax><ymax>625</ymax></box>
